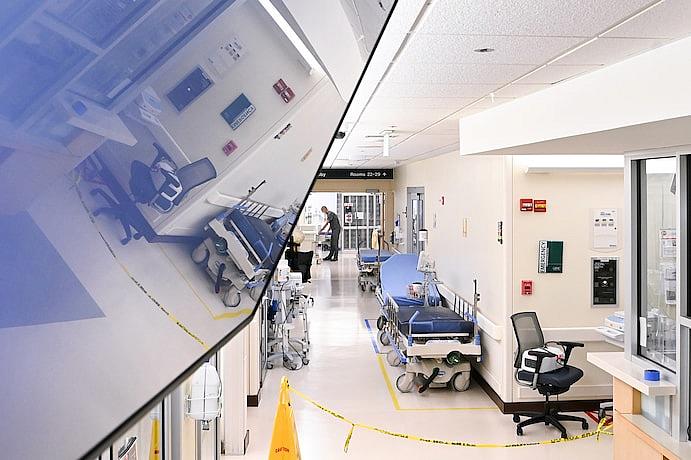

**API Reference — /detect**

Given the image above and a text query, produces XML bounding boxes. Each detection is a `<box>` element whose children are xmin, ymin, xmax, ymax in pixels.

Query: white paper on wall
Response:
<box><xmin>207</xmin><ymin>36</ymin><xmax>246</xmax><ymax>78</ymax></box>
<box><xmin>659</xmin><ymin>228</ymin><xmax>677</xmax><ymax>258</ymax></box>
<box><xmin>592</xmin><ymin>208</ymin><xmax>618</xmax><ymax>249</ymax></box>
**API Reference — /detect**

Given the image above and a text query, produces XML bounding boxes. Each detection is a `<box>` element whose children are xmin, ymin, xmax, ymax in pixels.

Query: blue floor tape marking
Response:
<box><xmin>364</xmin><ymin>318</ymin><xmax>382</xmax><ymax>354</ymax></box>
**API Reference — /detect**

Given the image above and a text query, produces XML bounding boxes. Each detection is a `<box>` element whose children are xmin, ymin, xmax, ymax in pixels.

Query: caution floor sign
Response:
<box><xmin>149</xmin><ymin>415</ymin><xmax>161</xmax><ymax>460</ymax></box>
<box><xmin>269</xmin><ymin>377</ymin><xmax>301</xmax><ymax>459</ymax></box>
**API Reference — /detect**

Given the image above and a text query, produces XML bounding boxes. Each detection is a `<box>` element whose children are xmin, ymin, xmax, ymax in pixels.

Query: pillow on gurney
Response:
<box><xmin>359</xmin><ymin>249</ymin><xmax>394</xmax><ymax>263</ymax></box>
<box><xmin>380</xmin><ymin>253</ymin><xmax>440</xmax><ymax>306</ymax></box>
<box><xmin>397</xmin><ymin>306</ymin><xmax>475</xmax><ymax>335</ymax></box>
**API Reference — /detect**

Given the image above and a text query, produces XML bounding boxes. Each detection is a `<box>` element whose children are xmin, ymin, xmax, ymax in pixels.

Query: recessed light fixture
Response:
<box><xmin>473</xmin><ymin>47</ymin><xmax>495</xmax><ymax>53</ymax></box>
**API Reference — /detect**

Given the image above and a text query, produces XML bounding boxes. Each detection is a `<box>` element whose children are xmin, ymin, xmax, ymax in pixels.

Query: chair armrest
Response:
<box><xmin>555</xmin><ymin>341</ymin><xmax>584</xmax><ymax>364</ymax></box>
<box><xmin>525</xmin><ymin>349</ymin><xmax>556</xmax><ymax>389</ymax></box>
<box><xmin>527</xmin><ymin>349</ymin><xmax>557</xmax><ymax>359</ymax></box>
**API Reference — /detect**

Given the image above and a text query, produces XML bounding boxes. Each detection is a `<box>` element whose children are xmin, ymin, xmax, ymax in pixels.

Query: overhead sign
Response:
<box><xmin>221</xmin><ymin>93</ymin><xmax>255</xmax><ymax>130</ymax></box>
<box><xmin>317</xmin><ymin>169</ymin><xmax>394</xmax><ymax>180</ymax></box>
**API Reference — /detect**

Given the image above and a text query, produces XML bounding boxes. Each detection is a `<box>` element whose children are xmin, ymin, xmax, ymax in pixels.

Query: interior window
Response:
<box><xmin>638</xmin><ymin>157</ymin><xmax>677</xmax><ymax>370</ymax></box>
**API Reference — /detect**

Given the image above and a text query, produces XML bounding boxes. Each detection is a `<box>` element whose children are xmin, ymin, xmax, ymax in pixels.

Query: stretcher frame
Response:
<box><xmin>375</xmin><ymin>282</ymin><xmax>482</xmax><ymax>393</ymax></box>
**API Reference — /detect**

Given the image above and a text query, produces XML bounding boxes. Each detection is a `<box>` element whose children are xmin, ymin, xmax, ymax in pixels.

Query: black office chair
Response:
<box><xmin>91</xmin><ymin>143</ymin><xmax>216</xmax><ymax>244</ymax></box>
<box><xmin>129</xmin><ymin>143</ymin><xmax>217</xmax><ymax>213</ymax></box>
<box><xmin>511</xmin><ymin>311</ymin><xmax>589</xmax><ymax>438</ymax></box>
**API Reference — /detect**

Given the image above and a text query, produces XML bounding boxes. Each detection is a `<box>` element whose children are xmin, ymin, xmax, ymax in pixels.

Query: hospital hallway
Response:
<box><xmin>242</xmin><ymin>253</ymin><xmax>613</xmax><ymax>459</ymax></box>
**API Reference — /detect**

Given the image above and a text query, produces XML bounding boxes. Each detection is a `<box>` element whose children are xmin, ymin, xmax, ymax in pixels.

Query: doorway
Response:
<box><xmin>406</xmin><ymin>187</ymin><xmax>424</xmax><ymax>254</ymax></box>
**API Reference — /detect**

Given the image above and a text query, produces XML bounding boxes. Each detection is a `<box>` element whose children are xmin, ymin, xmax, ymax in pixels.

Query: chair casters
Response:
<box><xmin>516</xmin><ymin>426</ymin><xmax>523</xmax><ymax>436</ymax></box>
<box><xmin>513</xmin><ymin>414</ymin><xmax>520</xmax><ymax>423</ymax></box>
<box><xmin>582</xmin><ymin>421</ymin><xmax>589</xmax><ymax>430</ymax></box>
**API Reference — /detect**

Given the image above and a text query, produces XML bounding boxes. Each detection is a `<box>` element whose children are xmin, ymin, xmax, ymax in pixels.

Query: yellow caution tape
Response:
<box><xmin>287</xmin><ymin>383</ymin><xmax>613</xmax><ymax>452</ymax></box>
<box><xmin>74</xmin><ymin>184</ymin><xmax>210</xmax><ymax>350</ymax></box>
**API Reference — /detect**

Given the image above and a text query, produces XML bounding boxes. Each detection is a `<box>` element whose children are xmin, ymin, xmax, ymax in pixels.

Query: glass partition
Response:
<box><xmin>637</xmin><ymin>157</ymin><xmax>678</xmax><ymax>370</ymax></box>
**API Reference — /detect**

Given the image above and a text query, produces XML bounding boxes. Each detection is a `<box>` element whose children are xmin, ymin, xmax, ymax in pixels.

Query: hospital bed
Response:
<box><xmin>356</xmin><ymin>229</ymin><xmax>395</xmax><ymax>292</ymax></box>
<box><xmin>191</xmin><ymin>182</ymin><xmax>298</xmax><ymax>307</ymax></box>
<box><xmin>375</xmin><ymin>253</ymin><xmax>481</xmax><ymax>393</ymax></box>
<box><xmin>357</xmin><ymin>246</ymin><xmax>395</xmax><ymax>292</ymax></box>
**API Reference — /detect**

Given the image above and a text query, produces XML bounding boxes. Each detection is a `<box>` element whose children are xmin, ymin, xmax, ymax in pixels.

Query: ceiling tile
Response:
<box><xmin>358</xmin><ymin>106</ymin><xmax>459</xmax><ymax>125</ymax></box>
<box><xmin>494</xmin><ymin>83</ymin><xmax>551</xmax><ymax>97</ymax></box>
<box><xmin>368</xmin><ymin>96</ymin><xmax>477</xmax><ymax>110</ymax></box>
<box><xmin>386</xmin><ymin>61</ymin><xmax>535</xmax><ymax>84</ymax></box>
<box><xmin>402</xmin><ymin>34</ymin><xmax>584</xmax><ymax>65</ymax></box>
<box><xmin>418</xmin><ymin>0</ymin><xmax>654</xmax><ymax>37</ymax></box>
<box><xmin>376</xmin><ymin>82</ymin><xmax>500</xmax><ymax>98</ymax></box>
<box><xmin>518</xmin><ymin>64</ymin><xmax>603</xmax><ymax>84</ymax></box>
<box><xmin>604</xmin><ymin>0</ymin><xmax>691</xmax><ymax>39</ymax></box>
<box><xmin>554</xmin><ymin>36</ymin><xmax>671</xmax><ymax>65</ymax></box>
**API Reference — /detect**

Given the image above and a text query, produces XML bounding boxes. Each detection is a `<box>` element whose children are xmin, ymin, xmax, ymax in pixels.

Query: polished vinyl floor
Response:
<box><xmin>242</xmin><ymin>253</ymin><xmax>613</xmax><ymax>459</ymax></box>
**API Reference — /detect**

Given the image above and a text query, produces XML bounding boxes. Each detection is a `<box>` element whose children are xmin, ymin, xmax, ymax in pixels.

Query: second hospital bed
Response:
<box><xmin>376</xmin><ymin>253</ymin><xmax>481</xmax><ymax>393</ymax></box>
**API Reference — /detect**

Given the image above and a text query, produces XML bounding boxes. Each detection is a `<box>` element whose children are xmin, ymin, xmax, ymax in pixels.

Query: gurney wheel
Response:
<box><xmin>370</xmin><ymin>285</ymin><xmax>376</xmax><ymax>292</ymax></box>
<box><xmin>376</xmin><ymin>315</ymin><xmax>387</xmax><ymax>330</ymax></box>
<box><xmin>191</xmin><ymin>245</ymin><xmax>209</xmax><ymax>265</ymax></box>
<box><xmin>249</xmin><ymin>286</ymin><xmax>261</xmax><ymax>301</ymax></box>
<box><xmin>386</xmin><ymin>350</ymin><xmax>401</xmax><ymax>367</ymax></box>
<box><xmin>396</xmin><ymin>374</ymin><xmax>414</xmax><ymax>393</ymax></box>
<box><xmin>449</xmin><ymin>372</ymin><xmax>470</xmax><ymax>392</ymax></box>
<box><xmin>302</xmin><ymin>357</ymin><xmax>310</xmax><ymax>365</ymax></box>
<box><xmin>378</xmin><ymin>330</ymin><xmax>390</xmax><ymax>346</ymax></box>
<box><xmin>360</xmin><ymin>282</ymin><xmax>366</xmax><ymax>292</ymax></box>
<box><xmin>223</xmin><ymin>288</ymin><xmax>241</xmax><ymax>308</ymax></box>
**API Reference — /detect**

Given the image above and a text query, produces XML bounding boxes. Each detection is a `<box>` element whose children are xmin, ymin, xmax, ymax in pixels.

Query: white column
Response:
<box><xmin>222</xmin><ymin>329</ymin><xmax>248</xmax><ymax>456</ymax></box>
<box><xmin>248</xmin><ymin>313</ymin><xmax>262</xmax><ymax>399</ymax></box>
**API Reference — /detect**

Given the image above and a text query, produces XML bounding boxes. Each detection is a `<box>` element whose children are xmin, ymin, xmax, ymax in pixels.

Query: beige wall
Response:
<box><xmin>511</xmin><ymin>158</ymin><xmax>623</xmax><ymax>400</ymax></box>
<box><xmin>393</xmin><ymin>152</ymin><xmax>624</xmax><ymax>402</ymax></box>
<box><xmin>394</xmin><ymin>152</ymin><xmax>513</xmax><ymax>399</ymax></box>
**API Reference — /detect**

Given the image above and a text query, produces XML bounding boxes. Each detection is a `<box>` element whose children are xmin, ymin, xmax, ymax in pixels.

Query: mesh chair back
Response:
<box><xmin>175</xmin><ymin>158</ymin><xmax>217</xmax><ymax>203</ymax></box>
<box><xmin>511</xmin><ymin>312</ymin><xmax>545</xmax><ymax>368</ymax></box>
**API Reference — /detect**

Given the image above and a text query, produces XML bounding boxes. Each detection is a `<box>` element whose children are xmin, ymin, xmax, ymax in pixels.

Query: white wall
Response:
<box><xmin>393</xmin><ymin>153</ymin><xmax>624</xmax><ymax>402</ymax></box>
<box><xmin>394</xmin><ymin>152</ymin><xmax>513</xmax><ymax>399</ymax></box>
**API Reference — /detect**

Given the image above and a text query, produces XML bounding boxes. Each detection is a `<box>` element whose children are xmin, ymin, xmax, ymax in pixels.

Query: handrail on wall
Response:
<box><xmin>436</xmin><ymin>283</ymin><xmax>504</xmax><ymax>342</ymax></box>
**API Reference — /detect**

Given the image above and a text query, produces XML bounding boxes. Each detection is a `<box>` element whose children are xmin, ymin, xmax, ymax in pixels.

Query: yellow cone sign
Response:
<box><xmin>149</xmin><ymin>415</ymin><xmax>161</xmax><ymax>460</ymax></box>
<box><xmin>269</xmin><ymin>377</ymin><xmax>301</xmax><ymax>459</ymax></box>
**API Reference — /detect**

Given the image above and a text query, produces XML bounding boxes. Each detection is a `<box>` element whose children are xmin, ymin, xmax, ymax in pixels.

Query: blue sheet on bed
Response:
<box><xmin>397</xmin><ymin>306</ymin><xmax>474</xmax><ymax>335</ymax></box>
<box><xmin>380</xmin><ymin>253</ymin><xmax>440</xmax><ymax>306</ymax></box>
<box><xmin>359</xmin><ymin>249</ymin><xmax>394</xmax><ymax>263</ymax></box>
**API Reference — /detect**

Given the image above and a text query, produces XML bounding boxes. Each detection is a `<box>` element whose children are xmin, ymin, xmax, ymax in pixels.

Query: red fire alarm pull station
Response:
<box><xmin>521</xmin><ymin>280</ymin><xmax>533</xmax><ymax>295</ymax></box>
<box><xmin>222</xmin><ymin>140</ymin><xmax>238</xmax><ymax>156</ymax></box>
<box><xmin>273</xmin><ymin>79</ymin><xmax>295</xmax><ymax>103</ymax></box>
<box><xmin>520</xmin><ymin>198</ymin><xmax>533</xmax><ymax>211</ymax></box>
<box><xmin>534</xmin><ymin>199</ymin><xmax>547</xmax><ymax>212</ymax></box>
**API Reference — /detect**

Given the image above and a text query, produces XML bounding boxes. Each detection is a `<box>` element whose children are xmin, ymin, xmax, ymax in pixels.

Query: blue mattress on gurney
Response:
<box><xmin>380</xmin><ymin>253</ymin><xmax>440</xmax><ymax>306</ymax></box>
<box><xmin>225</xmin><ymin>209</ymin><xmax>281</xmax><ymax>267</ymax></box>
<box><xmin>397</xmin><ymin>306</ymin><xmax>474</xmax><ymax>335</ymax></box>
<box><xmin>359</xmin><ymin>249</ymin><xmax>394</xmax><ymax>263</ymax></box>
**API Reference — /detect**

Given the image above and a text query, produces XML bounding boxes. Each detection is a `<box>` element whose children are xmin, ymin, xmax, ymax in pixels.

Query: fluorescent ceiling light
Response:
<box><xmin>256</xmin><ymin>0</ymin><xmax>323</xmax><ymax>73</ymax></box>
<box><xmin>382</xmin><ymin>132</ymin><xmax>390</xmax><ymax>157</ymax></box>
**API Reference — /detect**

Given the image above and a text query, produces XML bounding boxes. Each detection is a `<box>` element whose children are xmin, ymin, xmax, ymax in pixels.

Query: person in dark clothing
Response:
<box><xmin>320</xmin><ymin>206</ymin><xmax>341</xmax><ymax>261</ymax></box>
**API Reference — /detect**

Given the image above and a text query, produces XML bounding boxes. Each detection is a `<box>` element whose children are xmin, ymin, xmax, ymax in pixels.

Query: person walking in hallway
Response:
<box><xmin>320</xmin><ymin>206</ymin><xmax>341</xmax><ymax>261</ymax></box>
